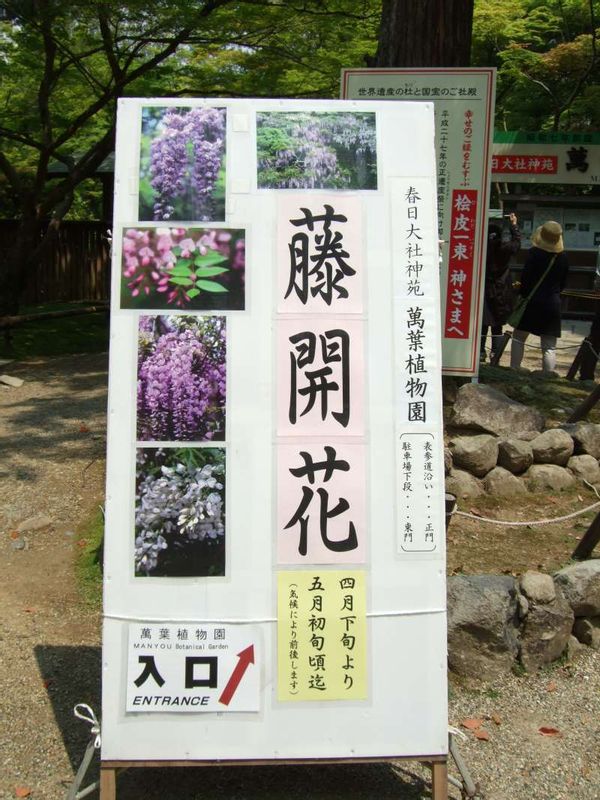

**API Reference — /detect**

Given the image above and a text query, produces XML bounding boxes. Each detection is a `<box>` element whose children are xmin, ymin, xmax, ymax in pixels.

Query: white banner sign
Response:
<box><xmin>102</xmin><ymin>97</ymin><xmax>447</xmax><ymax>763</ymax></box>
<box><xmin>342</xmin><ymin>68</ymin><xmax>496</xmax><ymax>376</ymax></box>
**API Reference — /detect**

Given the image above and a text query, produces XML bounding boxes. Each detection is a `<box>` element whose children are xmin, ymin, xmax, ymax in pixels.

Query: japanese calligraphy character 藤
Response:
<box><xmin>286</xmin><ymin>205</ymin><xmax>356</xmax><ymax>306</ymax></box>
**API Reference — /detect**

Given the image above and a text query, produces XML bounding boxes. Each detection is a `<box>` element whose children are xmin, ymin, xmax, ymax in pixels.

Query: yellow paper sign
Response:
<box><xmin>277</xmin><ymin>570</ymin><xmax>367</xmax><ymax>702</ymax></box>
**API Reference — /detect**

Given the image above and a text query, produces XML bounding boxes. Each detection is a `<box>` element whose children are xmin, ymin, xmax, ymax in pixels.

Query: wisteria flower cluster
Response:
<box><xmin>121</xmin><ymin>226</ymin><xmax>245</xmax><ymax>310</ymax></box>
<box><xmin>257</xmin><ymin>111</ymin><xmax>377</xmax><ymax>190</ymax></box>
<box><xmin>140</xmin><ymin>106</ymin><xmax>226</xmax><ymax>221</ymax></box>
<box><xmin>137</xmin><ymin>315</ymin><xmax>226</xmax><ymax>442</ymax></box>
<box><xmin>135</xmin><ymin>447</ymin><xmax>226</xmax><ymax>577</ymax></box>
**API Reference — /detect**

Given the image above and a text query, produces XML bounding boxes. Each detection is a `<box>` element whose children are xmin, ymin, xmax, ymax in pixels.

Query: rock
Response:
<box><xmin>517</xmin><ymin>592</ymin><xmax>529</xmax><ymax>618</ymax></box>
<box><xmin>531</xmin><ymin>429</ymin><xmax>574</xmax><ymax>466</ymax></box>
<box><xmin>566</xmin><ymin>634</ymin><xmax>585</xmax><ymax>660</ymax></box>
<box><xmin>519</xmin><ymin>430</ymin><xmax>543</xmax><ymax>442</ymax></box>
<box><xmin>523</xmin><ymin>464</ymin><xmax>576</xmax><ymax>492</ymax></box>
<box><xmin>0</xmin><ymin>374</ymin><xmax>24</xmax><ymax>388</ymax></box>
<box><xmin>17</xmin><ymin>515</ymin><xmax>53</xmax><ymax>533</ymax></box>
<box><xmin>483</xmin><ymin>466</ymin><xmax>527</xmax><ymax>496</ymax></box>
<box><xmin>554</xmin><ymin>560</ymin><xmax>600</xmax><ymax>616</ymax></box>
<box><xmin>519</xmin><ymin>584</ymin><xmax>574</xmax><ymax>671</ymax></box>
<box><xmin>567</xmin><ymin>455</ymin><xmax>600</xmax><ymax>485</ymax></box>
<box><xmin>11</xmin><ymin>538</ymin><xmax>26</xmax><ymax>550</ymax></box>
<box><xmin>442</xmin><ymin>377</ymin><xmax>459</xmax><ymax>405</ymax></box>
<box><xmin>450</xmin><ymin>384</ymin><xmax>544</xmax><ymax>437</ymax></box>
<box><xmin>520</xmin><ymin>571</ymin><xmax>556</xmax><ymax>604</ymax></box>
<box><xmin>444</xmin><ymin>447</ymin><xmax>452</xmax><ymax>476</ymax></box>
<box><xmin>447</xmin><ymin>575</ymin><xmax>520</xmax><ymax>678</ymax></box>
<box><xmin>562</xmin><ymin>423</ymin><xmax>600</xmax><ymax>459</ymax></box>
<box><xmin>449</xmin><ymin>434</ymin><xmax>498</xmax><ymax>478</ymax></box>
<box><xmin>445</xmin><ymin>469</ymin><xmax>483</xmax><ymax>499</ymax></box>
<box><xmin>497</xmin><ymin>438</ymin><xmax>533</xmax><ymax>474</ymax></box>
<box><xmin>572</xmin><ymin>616</ymin><xmax>600</xmax><ymax>649</ymax></box>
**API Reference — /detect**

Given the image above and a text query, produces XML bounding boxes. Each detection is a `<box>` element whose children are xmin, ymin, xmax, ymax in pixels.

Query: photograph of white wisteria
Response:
<box><xmin>135</xmin><ymin>447</ymin><xmax>226</xmax><ymax>578</ymax></box>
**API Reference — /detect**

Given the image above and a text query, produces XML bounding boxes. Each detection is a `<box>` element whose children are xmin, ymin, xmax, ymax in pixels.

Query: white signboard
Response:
<box><xmin>102</xmin><ymin>98</ymin><xmax>447</xmax><ymax>764</ymax></box>
<box><xmin>341</xmin><ymin>68</ymin><xmax>496</xmax><ymax>376</ymax></box>
<box><xmin>126</xmin><ymin>623</ymin><xmax>259</xmax><ymax>712</ymax></box>
<box><xmin>493</xmin><ymin>132</ymin><xmax>600</xmax><ymax>185</ymax></box>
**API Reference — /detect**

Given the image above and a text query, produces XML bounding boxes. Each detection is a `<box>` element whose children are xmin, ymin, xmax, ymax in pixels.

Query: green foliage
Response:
<box><xmin>472</xmin><ymin>0</ymin><xmax>600</xmax><ymax>130</ymax></box>
<box><xmin>0</xmin><ymin>303</ymin><xmax>109</xmax><ymax>359</ymax></box>
<box><xmin>75</xmin><ymin>505</ymin><xmax>104</xmax><ymax>609</ymax></box>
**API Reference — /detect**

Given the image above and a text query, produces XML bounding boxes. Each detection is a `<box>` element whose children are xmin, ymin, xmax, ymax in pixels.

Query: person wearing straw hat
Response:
<box><xmin>510</xmin><ymin>220</ymin><xmax>569</xmax><ymax>372</ymax></box>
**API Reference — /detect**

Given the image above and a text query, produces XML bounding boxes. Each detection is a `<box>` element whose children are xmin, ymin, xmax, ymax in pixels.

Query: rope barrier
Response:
<box><xmin>491</xmin><ymin>330</ymin><xmax>600</xmax><ymax>358</ymax></box>
<box><xmin>453</xmin><ymin>501</ymin><xmax>600</xmax><ymax>527</ymax></box>
<box><xmin>452</xmin><ymin>481</ymin><xmax>600</xmax><ymax>527</ymax></box>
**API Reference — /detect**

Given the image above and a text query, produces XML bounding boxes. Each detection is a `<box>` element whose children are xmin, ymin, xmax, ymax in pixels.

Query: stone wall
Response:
<box><xmin>447</xmin><ymin>561</ymin><xmax>600</xmax><ymax>677</ymax></box>
<box><xmin>442</xmin><ymin>383</ymin><xmax>600</xmax><ymax>676</ymax></box>
<box><xmin>444</xmin><ymin>383</ymin><xmax>600</xmax><ymax>498</ymax></box>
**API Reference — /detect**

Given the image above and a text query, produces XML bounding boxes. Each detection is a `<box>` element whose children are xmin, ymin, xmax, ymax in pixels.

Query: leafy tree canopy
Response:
<box><xmin>472</xmin><ymin>0</ymin><xmax>599</xmax><ymax>130</ymax></box>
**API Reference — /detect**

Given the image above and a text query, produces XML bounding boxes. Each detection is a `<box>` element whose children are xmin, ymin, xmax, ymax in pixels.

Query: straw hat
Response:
<box><xmin>531</xmin><ymin>220</ymin><xmax>564</xmax><ymax>253</ymax></box>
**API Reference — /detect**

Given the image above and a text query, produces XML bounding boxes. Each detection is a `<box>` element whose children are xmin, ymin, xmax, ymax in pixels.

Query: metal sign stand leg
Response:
<box><xmin>447</xmin><ymin>732</ymin><xmax>482</xmax><ymax>799</ymax></box>
<box><xmin>66</xmin><ymin>705</ymin><xmax>103</xmax><ymax>800</ymax></box>
<box><xmin>65</xmin><ymin>739</ymin><xmax>99</xmax><ymax>799</ymax></box>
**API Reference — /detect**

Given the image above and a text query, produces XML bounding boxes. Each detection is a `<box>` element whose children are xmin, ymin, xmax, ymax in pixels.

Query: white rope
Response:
<box><xmin>453</xmin><ymin>501</ymin><xmax>600</xmax><ymax>527</ymax></box>
<box><xmin>501</xmin><ymin>330</ymin><xmax>600</xmax><ymax>356</ymax></box>
<box><xmin>104</xmin><ymin>607</ymin><xmax>446</xmax><ymax>624</ymax></box>
<box><xmin>74</xmin><ymin>704</ymin><xmax>101</xmax><ymax>749</ymax></box>
<box><xmin>453</xmin><ymin>480</ymin><xmax>600</xmax><ymax>527</ymax></box>
<box><xmin>448</xmin><ymin>726</ymin><xmax>468</xmax><ymax>742</ymax></box>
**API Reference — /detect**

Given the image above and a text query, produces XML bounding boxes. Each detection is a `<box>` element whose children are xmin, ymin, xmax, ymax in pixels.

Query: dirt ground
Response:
<box><xmin>1</xmin><ymin>347</ymin><xmax>599</xmax><ymax>799</ymax></box>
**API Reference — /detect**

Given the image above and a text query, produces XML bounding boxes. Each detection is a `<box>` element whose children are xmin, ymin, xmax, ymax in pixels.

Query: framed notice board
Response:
<box><xmin>342</xmin><ymin>68</ymin><xmax>496</xmax><ymax>376</ymax></box>
<box><xmin>102</xmin><ymin>98</ymin><xmax>447</xmax><ymax>763</ymax></box>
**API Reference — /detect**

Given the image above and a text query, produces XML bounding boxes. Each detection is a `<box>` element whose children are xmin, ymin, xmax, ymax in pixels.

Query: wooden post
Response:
<box><xmin>431</xmin><ymin>760</ymin><xmax>448</xmax><ymax>800</ymax></box>
<box><xmin>490</xmin><ymin>331</ymin><xmax>511</xmax><ymax>366</ymax></box>
<box><xmin>566</xmin><ymin>338</ymin><xmax>588</xmax><ymax>381</ymax></box>
<box><xmin>566</xmin><ymin>382</ymin><xmax>600</xmax><ymax>423</ymax></box>
<box><xmin>100</xmin><ymin>766</ymin><xmax>116</xmax><ymax>800</ymax></box>
<box><xmin>572</xmin><ymin>508</ymin><xmax>600</xmax><ymax>560</ymax></box>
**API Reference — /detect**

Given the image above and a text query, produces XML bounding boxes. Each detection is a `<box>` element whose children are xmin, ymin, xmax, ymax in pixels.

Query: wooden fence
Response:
<box><xmin>0</xmin><ymin>220</ymin><xmax>111</xmax><ymax>305</ymax></box>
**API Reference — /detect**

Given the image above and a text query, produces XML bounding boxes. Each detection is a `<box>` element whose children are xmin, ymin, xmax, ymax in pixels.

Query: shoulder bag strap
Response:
<box><xmin>521</xmin><ymin>254</ymin><xmax>558</xmax><ymax>304</ymax></box>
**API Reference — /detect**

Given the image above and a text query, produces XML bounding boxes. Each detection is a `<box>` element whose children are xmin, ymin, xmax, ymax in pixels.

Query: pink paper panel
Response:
<box><xmin>277</xmin><ymin>442</ymin><xmax>367</xmax><ymax>564</ymax></box>
<box><xmin>276</xmin><ymin>318</ymin><xmax>365</xmax><ymax>437</ymax></box>
<box><xmin>277</xmin><ymin>195</ymin><xmax>364</xmax><ymax>314</ymax></box>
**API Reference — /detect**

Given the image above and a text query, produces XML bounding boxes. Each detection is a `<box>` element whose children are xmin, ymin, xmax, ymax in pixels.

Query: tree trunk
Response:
<box><xmin>0</xmin><ymin>218</ymin><xmax>41</xmax><ymax>315</ymax></box>
<box><xmin>0</xmin><ymin>215</ymin><xmax>60</xmax><ymax>315</ymax></box>
<box><xmin>373</xmin><ymin>0</ymin><xmax>474</xmax><ymax>67</ymax></box>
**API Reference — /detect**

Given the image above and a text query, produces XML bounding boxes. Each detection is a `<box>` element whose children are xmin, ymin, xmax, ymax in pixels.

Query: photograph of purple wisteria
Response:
<box><xmin>137</xmin><ymin>315</ymin><xmax>226</xmax><ymax>442</ymax></box>
<box><xmin>135</xmin><ymin>446</ymin><xmax>226</xmax><ymax>578</ymax></box>
<box><xmin>139</xmin><ymin>106</ymin><xmax>226</xmax><ymax>222</ymax></box>
<box><xmin>120</xmin><ymin>227</ymin><xmax>245</xmax><ymax>310</ymax></box>
<box><xmin>256</xmin><ymin>111</ymin><xmax>377</xmax><ymax>190</ymax></box>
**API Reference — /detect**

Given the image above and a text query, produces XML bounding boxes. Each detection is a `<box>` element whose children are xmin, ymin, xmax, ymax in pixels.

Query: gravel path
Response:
<box><xmin>1</xmin><ymin>352</ymin><xmax>599</xmax><ymax>800</ymax></box>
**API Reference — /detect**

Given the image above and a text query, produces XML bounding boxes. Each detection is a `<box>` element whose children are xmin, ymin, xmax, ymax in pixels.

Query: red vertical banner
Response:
<box><xmin>444</xmin><ymin>189</ymin><xmax>477</xmax><ymax>339</ymax></box>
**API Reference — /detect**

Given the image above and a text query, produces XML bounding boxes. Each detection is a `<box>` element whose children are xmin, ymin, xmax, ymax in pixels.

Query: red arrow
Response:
<box><xmin>218</xmin><ymin>645</ymin><xmax>255</xmax><ymax>706</ymax></box>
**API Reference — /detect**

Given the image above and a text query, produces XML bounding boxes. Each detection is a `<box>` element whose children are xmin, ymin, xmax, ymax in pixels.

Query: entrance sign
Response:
<box><xmin>493</xmin><ymin>131</ymin><xmax>600</xmax><ymax>185</ymax></box>
<box><xmin>341</xmin><ymin>68</ymin><xmax>496</xmax><ymax>376</ymax></box>
<box><xmin>103</xmin><ymin>98</ymin><xmax>447</xmax><ymax>766</ymax></box>
<box><xmin>126</xmin><ymin>623</ymin><xmax>259</xmax><ymax>712</ymax></box>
